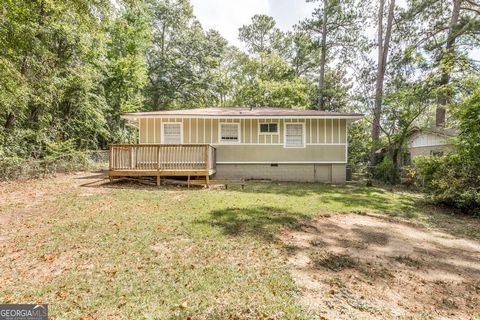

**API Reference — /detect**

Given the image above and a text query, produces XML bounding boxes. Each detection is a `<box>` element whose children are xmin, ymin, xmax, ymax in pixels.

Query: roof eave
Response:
<box><xmin>121</xmin><ymin>114</ymin><xmax>364</xmax><ymax>120</ymax></box>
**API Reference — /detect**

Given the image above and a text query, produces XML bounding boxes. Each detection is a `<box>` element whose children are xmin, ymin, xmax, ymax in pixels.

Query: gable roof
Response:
<box><xmin>412</xmin><ymin>126</ymin><xmax>458</xmax><ymax>138</ymax></box>
<box><xmin>122</xmin><ymin>107</ymin><xmax>363</xmax><ymax>119</ymax></box>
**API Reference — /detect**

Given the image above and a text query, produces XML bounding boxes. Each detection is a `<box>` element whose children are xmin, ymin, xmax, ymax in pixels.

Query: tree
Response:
<box><xmin>303</xmin><ymin>0</ymin><xmax>366</xmax><ymax>110</ymax></box>
<box><xmin>238</xmin><ymin>14</ymin><xmax>284</xmax><ymax>55</ymax></box>
<box><xmin>415</xmin><ymin>83</ymin><xmax>480</xmax><ymax>215</ymax></box>
<box><xmin>145</xmin><ymin>0</ymin><xmax>228</xmax><ymax>109</ymax></box>
<box><xmin>283</xmin><ymin>28</ymin><xmax>320</xmax><ymax>78</ymax></box>
<box><xmin>231</xmin><ymin>52</ymin><xmax>313</xmax><ymax>108</ymax></box>
<box><xmin>103</xmin><ymin>2</ymin><xmax>152</xmax><ymax>143</ymax></box>
<box><xmin>0</xmin><ymin>0</ymin><xmax>111</xmax><ymax>155</ymax></box>
<box><xmin>404</xmin><ymin>0</ymin><xmax>480</xmax><ymax>127</ymax></box>
<box><xmin>371</xmin><ymin>0</ymin><xmax>396</xmax><ymax>156</ymax></box>
<box><xmin>382</xmin><ymin>83</ymin><xmax>432</xmax><ymax>176</ymax></box>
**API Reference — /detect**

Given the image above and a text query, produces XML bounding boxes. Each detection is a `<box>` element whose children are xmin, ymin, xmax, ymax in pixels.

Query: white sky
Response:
<box><xmin>190</xmin><ymin>0</ymin><xmax>317</xmax><ymax>49</ymax></box>
<box><xmin>190</xmin><ymin>0</ymin><xmax>479</xmax><ymax>60</ymax></box>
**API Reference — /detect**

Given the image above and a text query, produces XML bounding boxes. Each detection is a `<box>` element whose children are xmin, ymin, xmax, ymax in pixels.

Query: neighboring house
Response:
<box><xmin>109</xmin><ymin>107</ymin><xmax>363</xmax><ymax>184</ymax></box>
<box><xmin>406</xmin><ymin>127</ymin><xmax>457</xmax><ymax>161</ymax></box>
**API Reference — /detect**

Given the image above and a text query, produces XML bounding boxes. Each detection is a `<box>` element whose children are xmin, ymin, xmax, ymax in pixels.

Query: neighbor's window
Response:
<box><xmin>162</xmin><ymin>123</ymin><xmax>182</xmax><ymax>144</ymax></box>
<box><xmin>285</xmin><ymin>123</ymin><xmax>304</xmax><ymax>147</ymax></box>
<box><xmin>259</xmin><ymin>123</ymin><xmax>278</xmax><ymax>134</ymax></box>
<box><xmin>220</xmin><ymin>123</ymin><xmax>240</xmax><ymax>143</ymax></box>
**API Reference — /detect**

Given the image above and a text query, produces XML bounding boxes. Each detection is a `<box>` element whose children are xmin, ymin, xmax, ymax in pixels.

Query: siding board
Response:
<box><xmin>137</xmin><ymin>116</ymin><xmax>347</xmax><ymax>148</ymax></box>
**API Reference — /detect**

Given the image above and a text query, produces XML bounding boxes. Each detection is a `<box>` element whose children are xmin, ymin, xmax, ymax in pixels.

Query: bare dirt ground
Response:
<box><xmin>281</xmin><ymin>213</ymin><xmax>480</xmax><ymax>319</ymax></box>
<box><xmin>0</xmin><ymin>172</ymin><xmax>110</xmax><ymax>225</ymax></box>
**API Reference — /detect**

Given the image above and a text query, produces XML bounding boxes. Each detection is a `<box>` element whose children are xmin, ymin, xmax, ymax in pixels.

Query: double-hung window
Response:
<box><xmin>219</xmin><ymin>123</ymin><xmax>240</xmax><ymax>143</ymax></box>
<box><xmin>285</xmin><ymin>123</ymin><xmax>305</xmax><ymax>148</ymax></box>
<box><xmin>162</xmin><ymin>123</ymin><xmax>182</xmax><ymax>144</ymax></box>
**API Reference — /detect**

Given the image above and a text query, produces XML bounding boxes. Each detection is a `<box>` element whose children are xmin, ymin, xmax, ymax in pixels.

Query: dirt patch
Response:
<box><xmin>281</xmin><ymin>213</ymin><xmax>480</xmax><ymax>319</ymax></box>
<box><xmin>0</xmin><ymin>172</ymin><xmax>110</xmax><ymax>225</ymax></box>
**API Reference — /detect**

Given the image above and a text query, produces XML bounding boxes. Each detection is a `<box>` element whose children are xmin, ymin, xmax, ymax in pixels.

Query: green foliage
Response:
<box><xmin>348</xmin><ymin>119</ymin><xmax>372</xmax><ymax>172</ymax></box>
<box><xmin>145</xmin><ymin>0</ymin><xmax>228</xmax><ymax>109</ymax></box>
<box><xmin>415</xmin><ymin>154</ymin><xmax>480</xmax><ymax>216</ymax></box>
<box><xmin>238</xmin><ymin>14</ymin><xmax>284</xmax><ymax>54</ymax></box>
<box><xmin>376</xmin><ymin>157</ymin><xmax>397</xmax><ymax>184</ymax></box>
<box><xmin>231</xmin><ymin>52</ymin><xmax>313</xmax><ymax>107</ymax></box>
<box><xmin>455</xmin><ymin>87</ymin><xmax>480</xmax><ymax>159</ymax></box>
<box><xmin>0</xmin><ymin>0</ymin><xmax>148</xmax><ymax>165</ymax></box>
<box><xmin>415</xmin><ymin>88</ymin><xmax>480</xmax><ymax>216</ymax></box>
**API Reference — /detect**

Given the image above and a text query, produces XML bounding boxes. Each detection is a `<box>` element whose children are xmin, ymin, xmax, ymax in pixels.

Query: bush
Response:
<box><xmin>375</xmin><ymin>157</ymin><xmax>397</xmax><ymax>184</ymax></box>
<box><xmin>414</xmin><ymin>87</ymin><xmax>480</xmax><ymax>216</ymax></box>
<box><xmin>415</xmin><ymin>154</ymin><xmax>480</xmax><ymax>216</ymax></box>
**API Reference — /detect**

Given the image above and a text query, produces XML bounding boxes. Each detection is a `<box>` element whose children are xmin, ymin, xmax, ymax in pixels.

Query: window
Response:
<box><xmin>219</xmin><ymin>123</ymin><xmax>240</xmax><ymax>143</ymax></box>
<box><xmin>259</xmin><ymin>123</ymin><xmax>278</xmax><ymax>134</ymax></box>
<box><xmin>162</xmin><ymin>123</ymin><xmax>182</xmax><ymax>144</ymax></box>
<box><xmin>285</xmin><ymin>123</ymin><xmax>304</xmax><ymax>147</ymax></box>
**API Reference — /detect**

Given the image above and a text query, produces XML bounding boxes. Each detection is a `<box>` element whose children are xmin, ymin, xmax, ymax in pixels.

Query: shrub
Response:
<box><xmin>414</xmin><ymin>87</ymin><xmax>480</xmax><ymax>216</ymax></box>
<box><xmin>415</xmin><ymin>154</ymin><xmax>480</xmax><ymax>216</ymax></box>
<box><xmin>375</xmin><ymin>157</ymin><xmax>397</xmax><ymax>184</ymax></box>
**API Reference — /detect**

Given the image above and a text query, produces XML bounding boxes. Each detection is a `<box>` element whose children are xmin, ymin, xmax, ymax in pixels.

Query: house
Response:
<box><xmin>406</xmin><ymin>127</ymin><xmax>457</xmax><ymax>161</ymax></box>
<box><xmin>109</xmin><ymin>107</ymin><xmax>363</xmax><ymax>185</ymax></box>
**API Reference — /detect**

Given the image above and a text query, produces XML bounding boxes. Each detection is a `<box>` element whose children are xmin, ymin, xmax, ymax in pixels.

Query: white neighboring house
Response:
<box><xmin>406</xmin><ymin>127</ymin><xmax>457</xmax><ymax>162</ymax></box>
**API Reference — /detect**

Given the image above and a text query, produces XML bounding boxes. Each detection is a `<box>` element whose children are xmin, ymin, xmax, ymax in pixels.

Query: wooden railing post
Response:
<box><xmin>204</xmin><ymin>145</ymin><xmax>208</xmax><ymax>170</ymax></box>
<box><xmin>109</xmin><ymin>145</ymin><xmax>113</xmax><ymax>170</ymax></box>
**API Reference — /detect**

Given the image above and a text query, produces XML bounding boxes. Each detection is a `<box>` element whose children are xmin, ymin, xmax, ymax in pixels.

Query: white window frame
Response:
<box><xmin>161</xmin><ymin>122</ymin><xmax>183</xmax><ymax>144</ymax></box>
<box><xmin>284</xmin><ymin>122</ymin><xmax>306</xmax><ymax>148</ymax></box>
<box><xmin>258</xmin><ymin>122</ymin><xmax>279</xmax><ymax>135</ymax></box>
<box><xmin>218</xmin><ymin>122</ymin><xmax>241</xmax><ymax>144</ymax></box>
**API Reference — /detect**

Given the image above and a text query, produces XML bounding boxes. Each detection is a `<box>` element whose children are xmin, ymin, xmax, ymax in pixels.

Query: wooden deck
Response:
<box><xmin>109</xmin><ymin>144</ymin><xmax>216</xmax><ymax>186</ymax></box>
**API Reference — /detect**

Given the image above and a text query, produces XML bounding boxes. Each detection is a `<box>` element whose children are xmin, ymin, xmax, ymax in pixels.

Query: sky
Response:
<box><xmin>189</xmin><ymin>0</ymin><xmax>480</xmax><ymax>60</ymax></box>
<box><xmin>189</xmin><ymin>0</ymin><xmax>317</xmax><ymax>49</ymax></box>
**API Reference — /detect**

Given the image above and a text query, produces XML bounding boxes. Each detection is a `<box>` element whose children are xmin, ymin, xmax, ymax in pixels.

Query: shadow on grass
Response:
<box><xmin>197</xmin><ymin>206</ymin><xmax>310</xmax><ymax>241</ymax></box>
<box><xmin>235</xmin><ymin>182</ymin><xmax>421</xmax><ymax>217</ymax></box>
<box><xmin>240</xmin><ymin>182</ymin><xmax>387</xmax><ymax>197</ymax></box>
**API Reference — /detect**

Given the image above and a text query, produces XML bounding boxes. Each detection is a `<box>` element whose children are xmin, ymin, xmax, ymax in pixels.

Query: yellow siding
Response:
<box><xmin>216</xmin><ymin>145</ymin><xmax>345</xmax><ymax>162</ymax></box>
<box><xmin>137</xmin><ymin>117</ymin><xmax>347</xmax><ymax>147</ymax></box>
<box><xmin>146</xmin><ymin>118</ymin><xmax>155</xmax><ymax>143</ymax></box>
<box><xmin>325</xmin><ymin>119</ymin><xmax>333</xmax><ymax>143</ymax></box>
<box><xmin>339</xmin><ymin>119</ymin><xmax>346</xmax><ymax>143</ymax></box>
<box><xmin>139</xmin><ymin>118</ymin><xmax>147</xmax><ymax>143</ymax></box>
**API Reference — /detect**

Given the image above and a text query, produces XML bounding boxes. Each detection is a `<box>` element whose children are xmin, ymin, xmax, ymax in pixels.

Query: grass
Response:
<box><xmin>0</xmin><ymin>180</ymin><xmax>477</xmax><ymax>319</ymax></box>
<box><xmin>310</xmin><ymin>252</ymin><xmax>358</xmax><ymax>272</ymax></box>
<box><xmin>392</xmin><ymin>255</ymin><xmax>423</xmax><ymax>268</ymax></box>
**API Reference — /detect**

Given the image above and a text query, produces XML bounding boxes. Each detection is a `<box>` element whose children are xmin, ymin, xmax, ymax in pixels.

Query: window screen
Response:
<box><xmin>285</xmin><ymin>123</ymin><xmax>304</xmax><ymax>147</ymax></box>
<box><xmin>163</xmin><ymin>123</ymin><xmax>182</xmax><ymax>144</ymax></box>
<box><xmin>220</xmin><ymin>123</ymin><xmax>239</xmax><ymax>142</ymax></box>
<box><xmin>260</xmin><ymin>123</ymin><xmax>278</xmax><ymax>133</ymax></box>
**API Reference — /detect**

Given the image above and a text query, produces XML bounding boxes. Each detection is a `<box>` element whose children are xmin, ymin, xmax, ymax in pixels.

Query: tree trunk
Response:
<box><xmin>436</xmin><ymin>0</ymin><xmax>461</xmax><ymax>127</ymax></box>
<box><xmin>371</xmin><ymin>0</ymin><xmax>395</xmax><ymax>164</ymax></box>
<box><xmin>4</xmin><ymin>112</ymin><xmax>16</xmax><ymax>129</ymax></box>
<box><xmin>318</xmin><ymin>0</ymin><xmax>328</xmax><ymax>110</ymax></box>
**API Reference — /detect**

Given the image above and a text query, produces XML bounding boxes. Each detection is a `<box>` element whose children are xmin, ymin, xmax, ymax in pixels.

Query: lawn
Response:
<box><xmin>0</xmin><ymin>174</ymin><xmax>479</xmax><ymax>319</ymax></box>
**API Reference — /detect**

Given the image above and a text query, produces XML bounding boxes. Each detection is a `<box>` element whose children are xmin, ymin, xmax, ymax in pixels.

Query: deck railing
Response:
<box><xmin>109</xmin><ymin>144</ymin><xmax>216</xmax><ymax>172</ymax></box>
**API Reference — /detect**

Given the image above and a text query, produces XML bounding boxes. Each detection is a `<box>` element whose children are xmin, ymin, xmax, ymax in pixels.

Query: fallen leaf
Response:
<box><xmin>42</xmin><ymin>254</ymin><xmax>55</xmax><ymax>263</ymax></box>
<box><xmin>57</xmin><ymin>292</ymin><xmax>68</xmax><ymax>300</ymax></box>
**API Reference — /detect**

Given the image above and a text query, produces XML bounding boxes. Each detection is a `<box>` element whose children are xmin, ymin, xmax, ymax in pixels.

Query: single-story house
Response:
<box><xmin>406</xmin><ymin>127</ymin><xmax>457</xmax><ymax>161</ymax></box>
<box><xmin>109</xmin><ymin>107</ymin><xmax>363</xmax><ymax>184</ymax></box>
